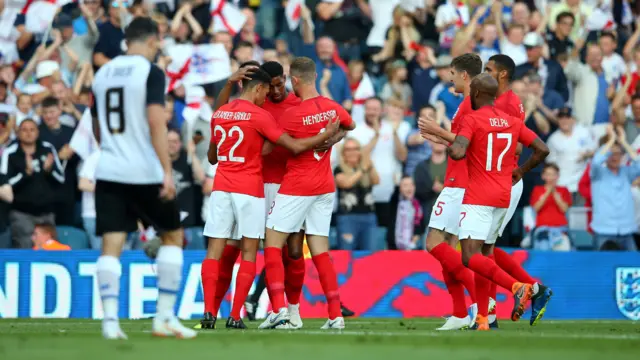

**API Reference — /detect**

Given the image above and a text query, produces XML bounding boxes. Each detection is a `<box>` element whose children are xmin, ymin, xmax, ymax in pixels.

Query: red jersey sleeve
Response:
<box><xmin>256</xmin><ymin>112</ymin><xmax>285</xmax><ymax>143</ymax></box>
<box><xmin>529</xmin><ymin>185</ymin><xmax>544</xmax><ymax>206</ymax></box>
<box><xmin>518</xmin><ymin>123</ymin><xmax>538</xmax><ymax>147</ymax></box>
<box><xmin>456</xmin><ymin>114</ymin><xmax>475</xmax><ymax>140</ymax></box>
<box><xmin>337</xmin><ymin>106</ymin><xmax>354</xmax><ymax>128</ymax></box>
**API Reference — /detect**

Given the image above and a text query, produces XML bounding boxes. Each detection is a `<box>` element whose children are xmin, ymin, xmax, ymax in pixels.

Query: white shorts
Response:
<box><xmin>266</xmin><ymin>193</ymin><xmax>334</xmax><ymax>236</ymax></box>
<box><xmin>203</xmin><ymin>191</ymin><xmax>265</xmax><ymax>240</ymax></box>
<box><xmin>428</xmin><ymin>187</ymin><xmax>465</xmax><ymax>235</ymax></box>
<box><xmin>458</xmin><ymin>204</ymin><xmax>508</xmax><ymax>244</ymax></box>
<box><xmin>488</xmin><ymin>179</ymin><xmax>524</xmax><ymax>242</ymax></box>
<box><xmin>264</xmin><ymin>183</ymin><xmax>280</xmax><ymax>216</ymax></box>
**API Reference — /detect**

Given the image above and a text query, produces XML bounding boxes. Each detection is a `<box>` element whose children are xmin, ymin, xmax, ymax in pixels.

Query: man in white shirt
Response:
<box><xmin>547</xmin><ymin>108</ymin><xmax>596</xmax><ymax>193</ymax></box>
<box><xmin>349</xmin><ymin>97</ymin><xmax>409</xmax><ymax>249</ymax></box>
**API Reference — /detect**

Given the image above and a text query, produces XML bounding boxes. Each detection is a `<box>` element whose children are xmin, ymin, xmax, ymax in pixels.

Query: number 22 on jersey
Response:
<box><xmin>215</xmin><ymin>125</ymin><xmax>245</xmax><ymax>163</ymax></box>
<box><xmin>485</xmin><ymin>133</ymin><xmax>512</xmax><ymax>171</ymax></box>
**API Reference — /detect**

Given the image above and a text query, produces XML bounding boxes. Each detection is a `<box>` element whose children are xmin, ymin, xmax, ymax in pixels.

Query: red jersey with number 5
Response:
<box><xmin>279</xmin><ymin>96</ymin><xmax>354</xmax><ymax>196</ymax></box>
<box><xmin>457</xmin><ymin>106</ymin><xmax>538</xmax><ymax>208</ymax></box>
<box><xmin>261</xmin><ymin>93</ymin><xmax>302</xmax><ymax>184</ymax></box>
<box><xmin>445</xmin><ymin>96</ymin><xmax>473</xmax><ymax>188</ymax></box>
<box><xmin>211</xmin><ymin>99</ymin><xmax>284</xmax><ymax>198</ymax></box>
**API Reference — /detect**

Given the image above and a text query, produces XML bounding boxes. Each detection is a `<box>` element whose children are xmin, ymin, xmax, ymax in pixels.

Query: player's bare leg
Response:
<box><xmin>426</xmin><ymin>228</ymin><xmax>476</xmax><ymax>330</ymax></box>
<box><xmin>151</xmin><ymin>229</ymin><xmax>197</xmax><ymax>339</ymax></box>
<box><xmin>97</xmin><ymin>232</ymin><xmax>127</xmax><ymax>339</ymax></box>
<box><xmin>307</xmin><ymin>235</ymin><xmax>345</xmax><ymax>330</ymax></box>
<box><xmin>200</xmin><ymin>237</ymin><xmax>228</xmax><ymax>329</ymax></box>
<box><xmin>226</xmin><ymin>237</ymin><xmax>260</xmax><ymax>329</ymax></box>
<box><xmin>284</xmin><ymin>231</ymin><xmax>306</xmax><ymax>328</ymax></box>
<box><xmin>260</xmin><ymin>228</ymin><xmax>293</xmax><ymax>329</ymax></box>
<box><xmin>459</xmin><ymin>237</ymin><xmax>533</xmax><ymax>328</ymax></box>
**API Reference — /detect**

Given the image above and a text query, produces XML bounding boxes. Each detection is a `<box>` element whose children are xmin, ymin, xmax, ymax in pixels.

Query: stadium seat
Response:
<box><xmin>570</xmin><ymin>230</ymin><xmax>595</xmax><ymax>250</ymax></box>
<box><xmin>185</xmin><ymin>227</ymin><xmax>205</xmax><ymax>250</ymax></box>
<box><xmin>56</xmin><ymin>226</ymin><xmax>90</xmax><ymax>249</ymax></box>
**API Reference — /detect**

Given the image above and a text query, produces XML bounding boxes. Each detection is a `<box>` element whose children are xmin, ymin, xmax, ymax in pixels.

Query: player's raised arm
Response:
<box><xmin>213</xmin><ymin>62</ymin><xmax>260</xmax><ymax>111</ymax></box>
<box><xmin>513</xmin><ymin>125</ymin><xmax>550</xmax><ymax>184</ymax></box>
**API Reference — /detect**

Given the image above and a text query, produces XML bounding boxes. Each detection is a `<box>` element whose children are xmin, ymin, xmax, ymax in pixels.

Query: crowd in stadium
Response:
<box><xmin>0</xmin><ymin>0</ymin><xmax>639</xmax><ymax>252</ymax></box>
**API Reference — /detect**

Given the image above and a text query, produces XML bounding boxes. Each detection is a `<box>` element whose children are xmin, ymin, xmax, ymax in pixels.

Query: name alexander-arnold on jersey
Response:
<box><xmin>212</xmin><ymin>111</ymin><xmax>252</xmax><ymax>121</ymax></box>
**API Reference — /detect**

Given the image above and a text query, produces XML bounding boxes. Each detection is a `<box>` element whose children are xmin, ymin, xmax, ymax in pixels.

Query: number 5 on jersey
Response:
<box><xmin>486</xmin><ymin>133</ymin><xmax>512</xmax><ymax>171</ymax></box>
<box><xmin>215</xmin><ymin>125</ymin><xmax>245</xmax><ymax>163</ymax></box>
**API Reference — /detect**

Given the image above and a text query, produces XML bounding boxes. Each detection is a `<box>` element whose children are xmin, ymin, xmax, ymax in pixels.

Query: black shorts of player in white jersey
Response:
<box><xmin>95</xmin><ymin>180</ymin><xmax>181</xmax><ymax>235</ymax></box>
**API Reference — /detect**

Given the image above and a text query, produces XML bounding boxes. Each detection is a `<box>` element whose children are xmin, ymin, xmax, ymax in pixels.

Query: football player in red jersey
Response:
<box><xmin>418</xmin><ymin>53</ymin><xmax>482</xmax><ymax>331</ymax></box>
<box><xmin>420</xmin><ymin>74</ymin><xmax>550</xmax><ymax>330</ymax></box>
<box><xmin>484</xmin><ymin>54</ymin><xmax>554</xmax><ymax>328</ymax></box>
<box><xmin>262</xmin><ymin>57</ymin><xmax>356</xmax><ymax>330</ymax></box>
<box><xmin>200</xmin><ymin>68</ymin><xmax>340</xmax><ymax>329</ymax></box>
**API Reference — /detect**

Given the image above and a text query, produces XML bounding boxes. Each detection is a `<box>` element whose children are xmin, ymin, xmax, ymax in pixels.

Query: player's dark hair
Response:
<box><xmin>555</xmin><ymin>11</ymin><xmax>575</xmax><ymax>24</ymax></box>
<box><xmin>240</xmin><ymin>60</ymin><xmax>260</xmax><ymax>68</ymax></box>
<box><xmin>543</xmin><ymin>163</ymin><xmax>560</xmax><ymax>173</ymax></box>
<box><xmin>290</xmin><ymin>57</ymin><xmax>316</xmax><ymax>83</ymax></box>
<box><xmin>35</xmin><ymin>222</ymin><xmax>58</xmax><ymax>240</ymax></box>
<box><xmin>241</xmin><ymin>68</ymin><xmax>272</xmax><ymax>90</ymax></box>
<box><xmin>600</xmin><ymin>31</ymin><xmax>617</xmax><ymax>42</ymax></box>
<box><xmin>124</xmin><ymin>16</ymin><xmax>159</xmax><ymax>43</ymax></box>
<box><xmin>261</xmin><ymin>61</ymin><xmax>284</xmax><ymax>78</ymax></box>
<box><xmin>451</xmin><ymin>53</ymin><xmax>482</xmax><ymax>78</ymax></box>
<box><xmin>488</xmin><ymin>54</ymin><xmax>516</xmax><ymax>82</ymax></box>
<box><xmin>41</xmin><ymin>96</ymin><xmax>60</xmax><ymax>108</ymax></box>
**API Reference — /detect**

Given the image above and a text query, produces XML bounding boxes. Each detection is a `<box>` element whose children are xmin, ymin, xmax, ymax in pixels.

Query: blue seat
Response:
<box><xmin>185</xmin><ymin>227</ymin><xmax>205</xmax><ymax>250</ymax></box>
<box><xmin>570</xmin><ymin>230</ymin><xmax>595</xmax><ymax>250</ymax></box>
<box><xmin>56</xmin><ymin>226</ymin><xmax>90</xmax><ymax>249</ymax></box>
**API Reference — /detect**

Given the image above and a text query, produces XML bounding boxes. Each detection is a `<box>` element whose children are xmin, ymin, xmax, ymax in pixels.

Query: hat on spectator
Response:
<box><xmin>54</xmin><ymin>13</ymin><xmax>73</xmax><ymax>29</ymax></box>
<box><xmin>434</xmin><ymin>55</ymin><xmax>452</xmax><ymax>69</ymax></box>
<box><xmin>36</xmin><ymin>61</ymin><xmax>60</xmax><ymax>80</ymax></box>
<box><xmin>558</xmin><ymin>107</ymin><xmax>573</xmax><ymax>118</ymax></box>
<box><xmin>523</xmin><ymin>33</ymin><xmax>544</xmax><ymax>48</ymax></box>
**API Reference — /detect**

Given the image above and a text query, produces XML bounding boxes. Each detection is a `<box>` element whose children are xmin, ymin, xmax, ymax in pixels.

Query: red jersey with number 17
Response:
<box><xmin>211</xmin><ymin>99</ymin><xmax>284</xmax><ymax>198</ymax></box>
<box><xmin>445</xmin><ymin>96</ymin><xmax>473</xmax><ymax>188</ymax></box>
<box><xmin>278</xmin><ymin>96</ymin><xmax>354</xmax><ymax>196</ymax></box>
<box><xmin>457</xmin><ymin>106</ymin><xmax>538</xmax><ymax>208</ymax></box>
<box><xmin>261</xmin><ymin>93</ymin><xmax>302</xmax><ymax>184</ymax></box>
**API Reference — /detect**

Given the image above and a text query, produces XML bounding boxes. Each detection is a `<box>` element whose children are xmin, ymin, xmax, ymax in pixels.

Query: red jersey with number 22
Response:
<box><xmin>457</xmin><ymin>106</ymin><xmax>538</xmax><ymax>208</ymax></box>
<box><xmin>279</xmin><ymin>96</ymin><xmax>354</xmax><ymax>196</ymax></box>
<box><xmin>211</xmin><ymin>99</ymin><xmax>284</xmax><ymax>198</ymax></box>
<box><xmin>261</xmin><ymin>93</ymin><xmax>302</xmax><ymax>184</ymax></box>
<box><xmin>445</xmin><ymin>96</ymin><xmax>473</xmax><ymax>188</ymax></box>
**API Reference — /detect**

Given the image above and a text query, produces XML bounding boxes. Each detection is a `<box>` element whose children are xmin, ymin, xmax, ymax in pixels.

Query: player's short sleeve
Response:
<box><xmin>146</xmin><ymin>64</ymin><xmax>166</xmax><ymax>106</ymax></box>
<box><xmin>518</xmin><ymin>123</ymin><xmax>538</xmax><ymax>147</ymax></box>
<box><xmin>256</xmin><ymin>112</ymin><xmax>285</xmax><ymax>143</ymax></box>
<box><xmin>456</xmin><ymin>114</ymin><xmax>475</xmax><ymax>141</ymax></box>
<box><xmin>336</xmin><ymin>105</ymin><xmax>354</xmax><ymax>128</ymax></box>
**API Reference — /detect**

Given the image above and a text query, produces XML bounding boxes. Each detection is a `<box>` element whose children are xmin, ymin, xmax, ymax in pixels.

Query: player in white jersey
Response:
<box><xmin>91</xmin><ymin>17</ymin><xmax>196</xmax><ymax>340</ymax></box>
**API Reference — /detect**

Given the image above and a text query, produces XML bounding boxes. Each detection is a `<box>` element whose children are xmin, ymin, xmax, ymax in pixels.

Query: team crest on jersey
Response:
<box><xmin>616</xmin><ymin>267</ymin><xmax>640</xmax><ymax>320</ymax></box>
<box><xmin>191</xmin><ymin>52</ymin><xmax>212</xmax><ymax>75</ymax></box>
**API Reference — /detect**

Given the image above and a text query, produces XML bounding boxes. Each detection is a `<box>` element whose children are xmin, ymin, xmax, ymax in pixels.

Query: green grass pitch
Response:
<box><xmin>1</xmin><ymin>318</ymin><xmax>639</xmax><ymax>360</ymax></box>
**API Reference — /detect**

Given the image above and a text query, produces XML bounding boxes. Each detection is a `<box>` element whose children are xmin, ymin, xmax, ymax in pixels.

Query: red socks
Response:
<box><xmin>494</xmin><ymin>247</ymin><xmax>536</xmax><ymax>284</ymax></box>
<box><xmin>285</xmin><ymin>256</ymin><xmax>305</xmax><ymax>305</ymax></box>
<box><xmin>430</xmin><ymin>243</ymin><xmax>476</xmax><ymax>302</ymax></box>
<box><xmin>467</xmin><ymin>253</ymin><xmax>517</xmax><ymax>291</ymax></box>
<box><xmin>230</xmin><ymin>260</ymin><xmax>256</xmax><ymax>320</ymax></box>
<box><xmin>312</xmin><ymin>252</ymin><xmax>341</xmax><ymax>319</ymax></box>
<box><xmin>201</xmin><ymin>258</ymin><xmax>219</xmax><ymax>314</ymax></box>
<box><xmin>213</xmin><ymin>245</ymin><xmax>240</xmax><ymax>314</ymax></box>
<box><xmin>264</xmin><ymin>247</ymin><xmax>287</xmax><ymax>311</ymax></box>
<box><xmin>475</xmin><ymin>272</ymin><xmax>491</xmax><ymax>318</ymax></box>
<box><xmin>442</xmin><ymin>269</ymin><xmax>467</xmax><ymax>318</ymax></box>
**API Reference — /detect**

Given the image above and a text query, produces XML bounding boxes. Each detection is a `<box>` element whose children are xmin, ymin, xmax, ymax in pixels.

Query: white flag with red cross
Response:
<box><xmin>69</xmin><ymin>108</ymin><xmax>99</xmax><ymax>160</ymax></box>
<box><xmin>165</xmin><ymin>43</ymin><xmax>232</xmax><ymax>93</ymax></box>
<box><xmin>285</xmin><ymin>0</ymin><xmax>303</xmax><ymax>31</ymax></box>
<box><xmin>209</xmin><ymin>0</ymin><xmax>246</xmax><ymax>36</ymax></box>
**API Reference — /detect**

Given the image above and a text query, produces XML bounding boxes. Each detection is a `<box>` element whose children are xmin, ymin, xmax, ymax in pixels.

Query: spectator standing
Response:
<box><xmin>413</xmin><ymin>140</ymin><xmax>446</xmax><ymax>229</ymax></box>
<box><xmin>405</xmin><ymin>105</ymin><xmax>434</xmax><ymax>177</ymax></box>
<box><xmin>317</xmin><ymin>0</ymin><xmax>372</xmax><ymax>62</ymax></box>
<box><xmin>523</xmin><ymin>73</ymin><xmax>565</xmax><ymax>140</ymax></box>
<box><xmin>72</xmin><ymin>0</ymin><xmax>106</xmax><ymax>36</ymax></box>
<box><xmin>394</xmin><ymin>176</ymin><xmax>424</xmax><ymax>250</ymax></box>
<box><xmin>31</xmin><ymin>223</ymin><xmax>70</xmax><ymax>250</ymax></box>
<box><xmin>79</xmin><ymin>150</ymin><xmax>101</xmax><ymax>249</ymax></box>
<box><xmin>38</xmin><ymin>96</ymin><xmax>78</xmax><ymax>226</ymax></box>
<box><xmin>380</xmin><ymin>59</ymin><xmax>412</xmax><ymax>106</ymax></box>
<box><xmin>546</xmin><ymin>108</ymin><xmax>596</xmax><ymax>194</ymax></box>
<box><xmin>548</xmin><ymin>0</ymin><xmax>593</xmax><ymax>42</ymax></box>
<box><xmin>619</xmin><ymin>95</ymin><xmax>640</xmax><ymax>144</ymax></box>
<box><xmin>1</xmin><ymin>119</ymin><xmax>64</xmax><ymax>248</ymax></box>
<box><xmin>530</xmin><ymin>163</ymin><xmax>572</xmax><ymax>228</ymax></box>
<box><xmin>349</xmin><ymin>97</ymin><xmax>409</xmax><ymax>249</ymax></box>
<box><xmin>515</xmin><ymin>33</ymin><xmax>569</xmax><ymax>102</ymax></box>
<box><xmin>494</xmin><ymin>3</ymin><xmax>527</xmax><ymax>66</ymax></box>
<box><xmin>599</xmin><ymin>31</ymin><xmax>626</xmax><ymax>84</ymax></box>
<box><xmin>407</xmin><ymin>45</ymin><xmax>440</xmax><ymax>113</ymax></box>
<box><xmin>93</xmin><ymin>1</ymin><xmax>127</xmax><ymax>69</ymax></box>
<box><xmin>545</xmin><ymin>11</ymin><xmax>575</xmax><ymax>60</ymax></box>
<box><xmin>59</xmin><ymin>4</ymin><xmax>100</xmax><ymax>75</ymax></box>
<box><xmin>334</xmin><ymin>138</ymin><xmax>380</xmax><ymax>251</ymax></box>
<box><xmin>168</xmin><ymin>129</ymin><xmax>205</xmax><ymax>228</ymax></box>
<box><xmin>590</xmin><ymin>126</ymin><xmax>640</xmax><ymax>251</ymax></box>
<box><xmin>372</xmin><ymin>5</ymin><xmax>421</xmax><ymax>63</ymax></box>
<box><xmin>434</xmin><ymin>0</ymin><xmax>468</xmax><ymax>52</ymax></box>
